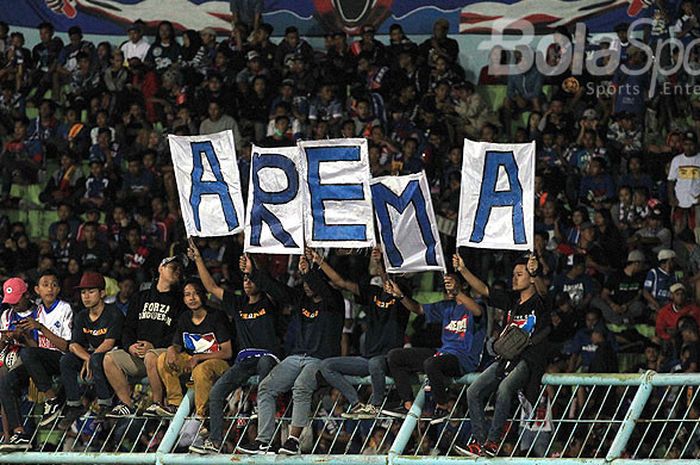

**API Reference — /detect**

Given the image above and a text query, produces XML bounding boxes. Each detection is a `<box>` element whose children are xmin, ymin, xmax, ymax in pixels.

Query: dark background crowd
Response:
<box><xmin>0</xmin><ymin>0</ymin><xmax>700</xmax><ymax>456</ymax></box>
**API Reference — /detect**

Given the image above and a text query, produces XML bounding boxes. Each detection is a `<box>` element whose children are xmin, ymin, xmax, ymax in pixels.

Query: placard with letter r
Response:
<box><xmin>457</xmin><ymin>139</ymin><xmax>534</xmax><ymax>251</ymax></box>
<box><xmin>371</xmin><ymin>172</ymin><xmax>446</xmax><ymax>273</ymax></box>
<box><xmin>168</xmin><ymin>130</ymin><xmax>246</xmax><ymax>237</ymax></box>
<box><xmin>244</xmin><ymin>145</ymin><xmax>305</xmax><ymax>254</ymax></box>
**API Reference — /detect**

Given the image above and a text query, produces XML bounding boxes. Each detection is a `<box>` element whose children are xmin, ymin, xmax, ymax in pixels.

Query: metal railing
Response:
<box><xmin>1</xmin><ymin>371</ymin><xmax>699</xmax><ymax>464</ymax></box>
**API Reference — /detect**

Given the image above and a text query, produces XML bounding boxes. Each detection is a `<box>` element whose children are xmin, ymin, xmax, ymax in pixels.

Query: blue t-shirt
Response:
<box><xmin>644</xmin><ymin>267</ymin><xmax>678</xmax><ymax>306</ymax></box>
<box><xmin>423</xmin><ymin>300</ymin><xmax>486</xmax><ymax>373</ymax></box>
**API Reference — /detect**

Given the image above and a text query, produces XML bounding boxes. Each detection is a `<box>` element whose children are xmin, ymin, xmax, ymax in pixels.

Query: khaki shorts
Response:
<box><xmin>107</xmin><ymin>348</ymin><xmax>167</xmax><ymax>378</ymax></box>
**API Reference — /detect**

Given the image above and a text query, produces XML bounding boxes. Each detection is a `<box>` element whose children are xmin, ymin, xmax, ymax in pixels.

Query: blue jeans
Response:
<box><xmin>256</xmin><ymin>354</ymin><xmax>320</xmax><ymax>444</ymax></box>
<box><xmin>467</xmin><ymin>360</ymin><xmax>530</xmax><ymax>443</ymax></box>
<box><xmin>208</xmin><ymin>355</ymin><xmax>276</xmax><ymax>444</ymax></box>
<box><xmin>320</xmin><ymin>355</ymin><xmax>388</xmax><ymax>406</ymax></box>
<box><xmin>60</xmin><ymin>352</ymin><xmax>112</xmax><ymax>406</ymax></box>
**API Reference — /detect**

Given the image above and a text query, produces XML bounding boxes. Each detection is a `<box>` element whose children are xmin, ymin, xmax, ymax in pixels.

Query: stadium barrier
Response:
<box><xmin>1</xmin><ymin>371</ymin><xmax>699</xmax><ymax>463</ymax></box>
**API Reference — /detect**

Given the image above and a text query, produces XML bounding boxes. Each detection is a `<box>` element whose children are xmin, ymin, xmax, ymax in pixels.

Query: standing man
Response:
<box><xmin>187</xmin><ymin>241</ymin><xmax>281</xmax><ymax>454</ymax></box>
<box><xmin>120</xmin><ymin>22</ymin><xmax>150</xmax><ymax>62</ymax></box>
<box><xmin>102</xmin><ymin>256</ymin><xmax>185</xmax><ymax>417</ymax></box>
<box><xmin>455</xmin><ymin>254</ymin><xmax>551</xmax><ymax>458</ymax></box>
<box><xmin>237</xmin><ymin>256</ymin><xmax>344</xmax><ymax>455</ymax></box>
<box><xmin>59</xmin><ymin>272</ymin><xmax>122</xmax><ymax>427</ymax></box>
<box><xmin>668</xmin><ymin>131</ymin><xmax>700</xmax><ymax>234</ymax></box>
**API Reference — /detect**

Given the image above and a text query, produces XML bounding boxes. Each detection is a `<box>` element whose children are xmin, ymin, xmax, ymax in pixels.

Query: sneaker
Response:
<box><xmin>0</xmin><ymin>432</ymin><xmax>31</xmax><ymax>452</ymax></box>
<box><xmin>189</xmin><ymin>436</ymin><xmax>220</xmax><ymax>454</ymax></box>
<box><xmin>454</xmin><ymin>439</ymin><xmax>482</xmax><ymax>458</ymax></box>
<box><xmin>152</xmin><ymin>404</ymin><xmax>177</xmax><ymax>417</ymax></box>
<box><xmin>105</xmin><ymin>403</ymin><xmax>134</xmax><ymax>419</ymax></box>
<box><xmin>278</xmin><ymin>436</ymin><xmax>300</xmax><ymax>455</ymax></box>
<box><xmin>342</xmin><ymin>403</ymin><xmax>380</xmax><ymax>420</ymax></box>
<box><xmin>429</xmin><ymin>406</ymin><xmax>451</xmax><ymax>425</ymax></box>
<box><xmin>482</xmin><ymin>440</ymin><xmax>499</xmax><ymax>457</ymax></box>
<box><xmin>58</xmin><ymin>405</ymin><xmax>85</xmax><ymax>429</ymax></box>
<box><xmin>38</xmin><ymin>397</ymin><xmax>62</xmax><ymax>427</ymax></box>
<box><xmin>341</xmin><ymin>403</ymin><xmax>366</xmax><ymax>419</ymax></box>
<box><xmin>143</xmin><ymin>403</ymin><xmax>176</xmax><ymax>418</ymax></box>
<box><xmin>236</xmin><ymin>439</ymin><xmax>271</xmax><ymax>455</ymax></box>
<box><xmin>249</xmin><ymin>406</ymin><xmax>258</xmax><ymax>420</ymax></box>
<box><xmin>381</xmin><ymin>405</ymin><xmax>410</xmax><ymax>419</ymax></box>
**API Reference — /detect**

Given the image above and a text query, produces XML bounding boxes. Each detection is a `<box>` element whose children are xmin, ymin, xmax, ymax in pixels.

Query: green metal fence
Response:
<box><xmin>1</xmin><ymin>371</ymin><xmax>699</xmax><ymax>464</ymax></box>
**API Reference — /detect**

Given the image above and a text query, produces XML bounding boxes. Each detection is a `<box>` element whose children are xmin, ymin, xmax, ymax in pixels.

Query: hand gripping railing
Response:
<box><xmin>2</xmin><ymin>371</ymin><xmax>700</xmax><ymax>464</ymax></box>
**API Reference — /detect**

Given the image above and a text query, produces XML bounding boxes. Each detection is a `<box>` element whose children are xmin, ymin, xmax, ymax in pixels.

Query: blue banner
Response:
<box><xmin>1</xmin><ymin>0</ymin><xmax>656</xmax><ymax>36</ymax></box>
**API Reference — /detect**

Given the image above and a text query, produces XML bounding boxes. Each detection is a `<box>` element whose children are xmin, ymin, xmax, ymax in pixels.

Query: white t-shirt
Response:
<box><xmin>35</xmin><ymin>300</ymin><xmax>73</xmax><ymax>351</ymax></box>
<box><xmin>668</xmin><ymin>153</ymin><xmax>700</xmax><ymax>208</ymax></box>
<box><xmin>120</xmin><ymin>38</ymin><xmax>150</xmax><ymax>62</ymax></box>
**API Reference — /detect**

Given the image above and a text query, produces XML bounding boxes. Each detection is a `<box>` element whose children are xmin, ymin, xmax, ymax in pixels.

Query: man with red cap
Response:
<box><xmin>0</xmin><ymin>277</ymin><xmax>37</xmax><ymax>445</ymax></box>
<box><xmin>58</xmin><ymin>272</ymin><xmax>123</xmax><ymax>428</ymax></box>
<box><xmin>0</xmin><ymin>277</ymin><xmax>41</xmax><ymax>451</ymax></box>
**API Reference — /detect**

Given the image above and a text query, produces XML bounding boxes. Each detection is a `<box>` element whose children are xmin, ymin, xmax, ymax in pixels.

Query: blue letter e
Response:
<box><xmin>306</xmin><ymin>146</ymin><xmax>367</xmax><ymax>241</ymax></box>
<box><xmin>371</xmin><ymin>180</ymin><xmax>438</xmax><ymax>268</ymax></box>
<box><xmin>470</xmin><ymin>151</ymin><xmax>526</xmax><ymax>244</ymax></box>
<box><xmin>190</xmin><ymin>141</ymin><xmax>239</xmax><ymax>232</ymax></box>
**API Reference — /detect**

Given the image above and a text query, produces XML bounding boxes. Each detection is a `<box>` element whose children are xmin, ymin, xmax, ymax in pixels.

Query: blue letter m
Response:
<box><xmin>371</xmin><ymin>180</ymin><xmax>438</xmax><ymax>268</ymax></box>
<box><xmin>190</xmin><ymin>141</ymin><xmax>239</xmax><ymax>232</ymax></box>
<box><xmin>470</xmin><ymin>150</ymin><xmax>526</xmax><ymax>244</ymax></box>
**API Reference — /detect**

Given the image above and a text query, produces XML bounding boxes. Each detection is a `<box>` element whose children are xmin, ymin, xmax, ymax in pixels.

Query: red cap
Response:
<box><xmin>76</xmin><ymin>272</ymin><xmax>106</xmax><ymax>290</ymax></box>
<box><xmin>2</xmin><ymin>277</ymin><xmax>28</xmax><ymax>305</ymax></box>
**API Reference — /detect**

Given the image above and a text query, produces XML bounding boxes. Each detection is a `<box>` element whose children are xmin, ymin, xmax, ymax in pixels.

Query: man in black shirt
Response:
<box><xmin>591</xmin><ymin>249</ymin><xmax>646</xmax><ymax>325</ymax></box>
<box><xmin>455</xmin><ymin>254</ymin><xmax>551</xmax><ymax>458</ymax></box>
<box><xmin>237</xmin><ymin>256</ymin><xmax>344</xmax><ymax>455</ymax></box>
<box><xmin>311</xmin><ymin>247</ymin><xmax>417</xmax><ymax>419</ymax></box>
<box><xmin>187</xmin><ymin>241</ymin><xmax>280</xmax><ymax>455</ymax></box>
<box><xmin>103</xmin><ymin>256</ymin><xmax>184</xmax><ymax>418</ymax></box>
<box><xmin>59</xmin><ymin>272</ymin><xmax>122</xmax><ymax>428</ymax></box>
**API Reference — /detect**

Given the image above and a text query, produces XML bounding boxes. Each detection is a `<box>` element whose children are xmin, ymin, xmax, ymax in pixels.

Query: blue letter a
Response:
<box><xmin>470</xmin><ymin>151</ymin><xmax>526</xmax><ymax>244</ymax></box>
<box><xmin>371</xmin><ymin>180</ymin><xmax>438</xmax><ymax>268</ymax></box>
<box><xmin>250</xmin><ymin>152</ymin><xmax>298</xmax><ymax>248</ymax></box>
<box><xmin>190</xmin><ymin>141</ymin><xmax>239</xmax><ymax>232</ymax></box>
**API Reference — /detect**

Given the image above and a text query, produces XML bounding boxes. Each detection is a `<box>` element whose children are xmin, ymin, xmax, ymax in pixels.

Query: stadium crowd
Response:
<box><xmin>1</xmin><ymin>0</ymin><xmax>700</xmax><ymax>457</ymax></box>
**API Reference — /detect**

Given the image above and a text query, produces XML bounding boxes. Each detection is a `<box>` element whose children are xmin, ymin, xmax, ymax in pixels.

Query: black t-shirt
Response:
<box><xmin>74</xmin><ymin>240</ymin><xmax>111</xmax><ymax>269</ymax></box>
<box><xmin>605</xmin><ymin>271</ymin><xmax>644</xmax><ymax>305</ymax></box>
<box><xmin>357</xmin><ymin>281</ymin><xmax>409</xmax><ymax>358</ymax></box>
<box><xmin>71</xmin><ymin>304</ymin><xmax>123</xmax><ymax>352</ymax></box>
<box><xmin>173</xmin><ymin>309</ymin><xmax>231</xmax><ymax>355</ymax></box>
<box><xmin>250</xmin><ymin>268</ymin><xmax>345</xmax><ymax>359</ymax></box>
<box><xmin>122</xmin><ymin>286</ymin><xmax>184</xmax><ymax>349</ymax></box>
<box><xmin>222</xmin><ymin>290</ymin><xmax>280</xmax><ymax>356</ymax></box>
<box><xmin>489</xmin><ymin>288</ymin><xmax>551</xmax><ymax>367</ymax></box>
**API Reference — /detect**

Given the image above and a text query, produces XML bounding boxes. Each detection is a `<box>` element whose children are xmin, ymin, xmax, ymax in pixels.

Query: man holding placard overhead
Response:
<box><xmin>382</xmin><ymin>269</ymin><xmax>486</xmax><ymax>425</ymax></box>
<box><xmin>236</xmin><ymin>255</ymin><xmax>344</xmax><ymax>455</ymax></box>
<box><xmin>455</xmin><ymin>253</ymin><xmax>550</xmax><ymax>458</ymax></box>
<box><xmin>308</xmin><ymin>246</ymin><xmax>419</xmax><ymax>419</ymax></box>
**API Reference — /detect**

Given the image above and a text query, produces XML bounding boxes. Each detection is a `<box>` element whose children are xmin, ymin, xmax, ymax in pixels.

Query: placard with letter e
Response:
<box><xmin>371</xmin><ymin>172</ymin><xmax>446</xmax><ymax>273</ymax></box>
<box><xmin>168</xmin><ymin>130</ymin><xmax>246</xmax><ymax>237</ymax></box>
<box><xmin>298</xmin><ymin>138</ymin><xmax>376</xmax><ymax>249</ymax></box>
<box><xmin>457</xmin><ymin>139</ymin><xmax>535</xmax><ymax>250</ymax></box>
